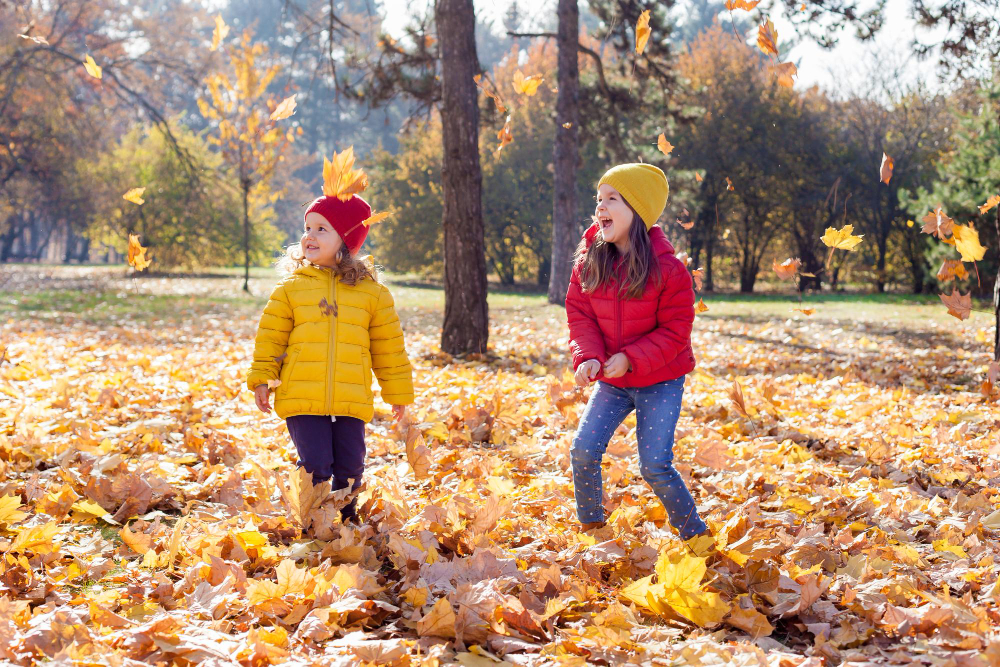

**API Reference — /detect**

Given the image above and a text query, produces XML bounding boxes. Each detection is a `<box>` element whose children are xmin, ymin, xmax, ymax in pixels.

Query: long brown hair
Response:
<box><xmin>276</xmin><ymin>242</ymin><xmax>379</xmax><ymax>286</ymax></box>
<box><xmin>574</xmin><ymin>207</ymin><xmax>660</xmax><ymax>299</ymax></box>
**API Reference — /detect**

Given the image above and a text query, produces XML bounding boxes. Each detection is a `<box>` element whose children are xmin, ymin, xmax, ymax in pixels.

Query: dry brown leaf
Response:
<box><xmin>939</xmin><ymin>288</ymin><xmax>971</xmax><ymax>321</ymax></box>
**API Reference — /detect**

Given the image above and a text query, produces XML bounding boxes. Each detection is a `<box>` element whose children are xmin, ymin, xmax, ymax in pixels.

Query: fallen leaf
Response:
<box><xmin>122</xmin><ymin>187</ymin><xmax>146</xmax><ymax>205</ymax></box>
<box><xmin>0</xmin><ymin>494</ymin><xmax>27</xmax><ymax>525</ymax></box>
<box><xmin>635</xmin><ymin>10</ymin><xmax>652</xmax><ymax>55</ymax></box>
<box><xmin>269</xmin><ymin>94</ymin><xmax>297</xmax><ymax>121</ymax></box>
<box><xmin>417</xmin><ymin>597</ymin><xmax>456</xmax><ymax>638</ymax></box>
<box><xmin>939</xmin><ymin>289</ymin><xmax>971</xmax><ymax>321</ymax></box>
<box><xmin>880</xmin><ymin>152</ymin><xmax>894</xmax><ymax>184</ymax></box>
<box><xmin>729</xmin><ymin>380</ymin><xmax>751</xmax><ymax>420</ymax></box>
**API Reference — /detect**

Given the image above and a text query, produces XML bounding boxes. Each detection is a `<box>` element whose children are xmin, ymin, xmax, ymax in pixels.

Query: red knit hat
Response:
<box><xmin>303</xmin><ymin>195</ymin><xmax>372</xmax><ymax>256</ymax></box>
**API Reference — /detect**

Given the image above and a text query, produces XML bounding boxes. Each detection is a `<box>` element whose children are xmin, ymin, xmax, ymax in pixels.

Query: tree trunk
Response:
<box><xmin>704</xmin><ymin>235</ymin><xmax>715</xmax><ymax>292</ymax></box>
<box><xmin>436</xmin><ymin>0</ymin><xmax>488</xmax><ymax>355</ymax></box>
<box><xmin>547</xmin><ymin>0</ymin><xmax>580</xmax><ymax>305</ymax></box>
<box><xmin>242</xmin><ymin>179</ymin><xmax>251</xmax><ymax>293</ymax></box>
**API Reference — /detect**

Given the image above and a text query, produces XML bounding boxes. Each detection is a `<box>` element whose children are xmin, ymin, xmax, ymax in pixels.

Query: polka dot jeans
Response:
<box><xmin>570</xmin><ymin>375</ymin><xmax>707</xmax><ymax>539</ymax></box>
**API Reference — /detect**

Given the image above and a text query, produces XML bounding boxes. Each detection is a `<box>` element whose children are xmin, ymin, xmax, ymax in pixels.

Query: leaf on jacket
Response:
<box><xmin>319</xmin><ymin>297</ymin><xmax>338</xmax><ymax>317</ymax></box>
<box><xmin>939</xmin><ymin>289</ymin><xmax>971</xmax><ymax>321</ymax></box>
<box><xmin>635</xmin><ymin>10</ymin><xmax>652</xmax><ymax>55</ymax></box>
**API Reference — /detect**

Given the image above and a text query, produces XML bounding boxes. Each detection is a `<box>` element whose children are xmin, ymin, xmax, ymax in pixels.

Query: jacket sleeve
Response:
<box><xmin>620</xmin><ymin>259</ymin><xmax>695</xmax><ymax>377</ymax></box>
<box><xmin>370</xmin><ymin>285</ymin><xmax>414</xmax><ymax>405</ymax></box>
<box><xmin>565</xmin><ymin>261</ymin><xmax>607</xmax><ymax>370</ymax></box>
<box><xmin>246</xmin><ymin>283</ymin><xmax>294</xmax><ymax>391</ymax></box>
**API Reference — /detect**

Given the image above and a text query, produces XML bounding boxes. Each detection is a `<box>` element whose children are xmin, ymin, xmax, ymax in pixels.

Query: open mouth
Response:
<box><xmin>599</xmin><ymin>216</ymin><xmax>613</xmax><ymax>230</ymax></box>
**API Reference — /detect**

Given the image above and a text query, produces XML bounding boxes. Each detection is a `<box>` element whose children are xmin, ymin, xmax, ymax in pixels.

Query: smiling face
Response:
<box><xmin>301</xmin><ymin>212</ymin><xmax>344</xmax><ymax>267</ymax></box>
<box><xmin>595</xmin><ymin>183</ymin><xmax>635</xmax><ymax>249</ymax></box>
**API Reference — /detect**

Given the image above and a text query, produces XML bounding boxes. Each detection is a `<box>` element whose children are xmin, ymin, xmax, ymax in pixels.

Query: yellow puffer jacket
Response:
<box><xmin>246</xmin><ymin>264</ymin><xmax>414</xmax><ymax>422</ymax></box>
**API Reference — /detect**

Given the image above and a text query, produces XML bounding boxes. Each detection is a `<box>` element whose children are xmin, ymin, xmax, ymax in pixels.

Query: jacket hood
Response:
<box><xmin>293</xmin><ymin>255</ymin><xmax>376</xmax><ymax>278</ymax></box>
<box><xmin>581</xmin><ymin>221</ymin><xmax>676</xmax><ymax>259</ymax></box>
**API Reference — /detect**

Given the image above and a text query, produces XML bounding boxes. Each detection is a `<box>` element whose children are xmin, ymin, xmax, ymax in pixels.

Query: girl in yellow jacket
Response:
<box><xmin>247</xmin><ymin>194</ymin><xmax>414</xmax><ymax>523</ymax></box>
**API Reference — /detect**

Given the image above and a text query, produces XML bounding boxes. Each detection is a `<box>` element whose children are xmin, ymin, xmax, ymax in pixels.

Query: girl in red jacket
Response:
<box><xmin>565</xmin><ymin>163</ymin><xmax>708</xmax><ymax>541</ymax></box>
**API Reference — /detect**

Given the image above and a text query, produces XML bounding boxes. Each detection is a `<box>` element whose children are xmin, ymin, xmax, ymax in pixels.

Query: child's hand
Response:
<box><xmin>254</xmin><ymin>385</ymin><xmax>272</xmax><ymax>414</ymax></box>
<box><xmin>602</xmin><ymin>353</ymin><xmax>631</xmax><ymax>379</ymax></box>
<box><xmin>574</xmin><ymin>360</ymin><xmax>601</xmax><ymax>386</ymax></box>
<box><xmin>392</xmin><ymin>404</ymin><xmax>406</xmax><ymax>422</ymax></box>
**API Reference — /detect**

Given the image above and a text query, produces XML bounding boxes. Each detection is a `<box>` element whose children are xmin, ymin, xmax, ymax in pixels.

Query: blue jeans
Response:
<box><xmin>570</xmin><ymin>376</ymin><xmax>707</xmax><ymax>539</ymax></box>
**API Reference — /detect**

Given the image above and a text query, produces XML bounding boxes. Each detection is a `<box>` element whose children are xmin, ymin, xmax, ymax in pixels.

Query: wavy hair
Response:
<box><xmin>275</xmin><ymin>242</ymin><xmax>379</xmax><ymax>286</ymax></box>
<box><xmin>574</xmin><ymin>206</ymin><xmax>660</xmax><ymax>299</ymax></box>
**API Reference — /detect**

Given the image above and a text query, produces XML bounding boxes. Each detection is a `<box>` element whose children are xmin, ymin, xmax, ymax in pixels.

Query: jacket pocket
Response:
<box><xmin>277</xmin><ymin>346</ymin><xmax>299</xmax><ymax>397</ymax></box>
<box><xmin>361</xmin><ymin>351</ymin><xmax>373</xmax><ymax>400</ymax></box>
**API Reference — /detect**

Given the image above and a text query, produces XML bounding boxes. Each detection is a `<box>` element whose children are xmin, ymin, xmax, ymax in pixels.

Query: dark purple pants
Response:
<box><xmin>285</xmin><ymin>415</ymin><xmax>366</xmax><ymax>520</ymax></box>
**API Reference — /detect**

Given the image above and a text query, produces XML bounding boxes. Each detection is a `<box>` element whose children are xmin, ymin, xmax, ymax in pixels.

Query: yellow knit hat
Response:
<box><xmin>598</xmin><ymin>163</ymin><xmax>669</xmax><ymax>230</ymax></box>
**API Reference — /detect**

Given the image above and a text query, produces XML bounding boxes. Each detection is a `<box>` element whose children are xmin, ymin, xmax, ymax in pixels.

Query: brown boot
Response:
<box><xmin>581</xmin><ymin>521</ymin><xmax>606</xmax><ymax>532</ymax></box>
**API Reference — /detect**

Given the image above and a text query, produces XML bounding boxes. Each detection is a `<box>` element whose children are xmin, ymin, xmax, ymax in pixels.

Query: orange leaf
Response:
<box><xmin>635</xmin><ymin>10</ymin><xmax>651</xmax><ymax>55</ymax></box>
<box><xmin>694</xmin><ymin>172</ymin><xmax>703</xmax><ymax>182</ymax></box>
<box><xmin>657</xmin><ymin>134</ymin><xmax>674</xmax><ymax>156</ymax></box>
<box><xmin>729</xmin><ymin>380</ymin><xmax>751</xmax><ymax>420</ymax></box>
<box><xmin>756</xmin><ymin>20</ymin><xmax>778</xmax><ymax>57</ymax></box>
<box><xmin>772</xmin><ymin>258</ymin><xmax>800</xmax><ymax>280</ymax></box>
<box><xmin>979</xmin><ymin>194</ymin><xmax>1000</xmax><ymax>215</ymax></box>
<box><xmin>725</xmin><ymin>176</ymin><xmax>735</xmax><ymax>191</ymax></box>
<box><xmin>676</xmin><ymin>208</ymin><xmax>693</xmax><ymax>230</ymax></box>
<box><xmin>793</xmin><ymin>308</ymin><xmax>815</xmax><ymax>316</ymax></box>
<box><xmin>769</xmin><ymin>61</ymin><xmax>797</xmax><ymax>88</ymax></box>
<box><xmin>497</xmin><ymin>115</ymin><xmax>514</xmax><ymax>152</ymax></box>
<box><xmin>695</xmin><ymin>298</ymin><xmax>708</xmax><ymax>314</ymax></box>
<box><xmin>921</xmin><ymin>206</ymin><xmax>953</xmax><ymax>239</ymax></box>
<box><xmin>936</xmin><ymin>259</ymin><xmax>968</xmax><ymax>283</ymax></box>
<box><xmin>939</xmin><ymin>289</ymin><xmax>971</xmax><ymax>321</ymax></box>
<box><xmin>725</xmin><ymin>0</ymin><xmax>762</xmax><ymax>10</ymax></box>
<box><xmin>269</xmin><ymin>94</ymin><xmax>297</xmax><ymax>121</ymax></box>
<box><xmin>691</xmin><ymin>268</ymin><xmax>704</xmax><ymax>291</ymax></box>
<box><xmin>362</xmin><ymin>211</ymin><xmax>390</xmax><ymax>227</ymax></box>
<box><xmin>474</xmin><ymin>74</ymin><xmax>507</xmax><ymax>114</ymax></box>
<box><xmin>322</xmin><ymin>146</ymin><xmax>368</xmax><ymax>201</ymax></box>
<box><xmin>880</xmin><ymin>153</ymin><xmax>894</xmax><ymax>184</ymax></box>
<box><xmin>127</xmin><ymin>234</ymin><xmax>151</xmax><ymax>272</ymax></box>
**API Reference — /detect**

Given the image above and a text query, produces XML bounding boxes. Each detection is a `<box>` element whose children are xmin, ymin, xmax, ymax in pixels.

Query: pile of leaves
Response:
<box><xmin>1</xmin><ymin>276</ymin><xmax>999</xmax><ymax>666</ymax></box>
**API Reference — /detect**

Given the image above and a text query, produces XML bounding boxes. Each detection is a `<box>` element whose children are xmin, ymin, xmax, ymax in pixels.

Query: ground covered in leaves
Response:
<box><xmin>2</xmin><ymin>268</ymin><xmax>999</xmax><ymax>666</ymax></box>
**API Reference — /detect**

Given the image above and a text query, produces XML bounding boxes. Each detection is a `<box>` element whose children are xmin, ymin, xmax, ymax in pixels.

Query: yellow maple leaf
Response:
<box><xmin>322</xmin><ymin>146</ymin><xmax>368</xmax><ymax>201</ymax></box>
<box><xmin>71</xmin><ymin>499</ymin><xmax>112</xmax><ymax>521</ymax></box>
<box><xmin>756</xmin><ymin>19</ymin><xmax>778</xmax><ymax>57</ymax></box>
<box><xmin>269</xmin><ymin>94</ymin><xmax>297</xmax><ymax>121</ymax></box>
<box><xmin>417</xmin><ymin>597</ymin><xmax>456</xmax><ymax>638</ymax></box>
<box><xmin>9</xmin><ymin>522</ymin><xmax>60</xmax><ymax>554</ymax></box>
<box><xmin>952</xmin><ymin>224</ymin><xmax>986</xmax><ymax>262</ymax></box>
<box><xmin>83</xmin><ymin>54</ymin><xmax>102</xmax><ymax>79</ymax></box>
<box><xmin>247</xmin><ymin>559</ymin><xmax>310</xmax><ymax>605</ymax></box>
<box><xmin>932</xmin><ymin>539</ymin><xmax>967</xmax><ymax>559</ymax></box>
<box><xmin>122</xmin><ymin>187</ymin><xmax>146</xmax><ymax>205</ymax></box>
<box><xmin>820</xmin><ymin>224</ymin><xmax>863</xmax><ymax>251</ymax></box>
<box><xmin>511</xmin><ymin>70</ymin><xmax>544</xmax><ymax>96</ymax></box>
<box><xmin>127</xmin><ymin>233</ymin><xmax>152</xmax><ymax>271</ymax></box>
<box><xmin>0</xmin><ymin>494</ymin><xmax>27</xmax><ymax>525</ymax></box>
<box><xmin>635</xmin><ymin>10</ymin><xmax>651</xmax><ymax>55</ymax></box>
<box><xmin>211</xmin><ymin>15</ymin><xmax>229</xmax><ymax>52</ymax></box>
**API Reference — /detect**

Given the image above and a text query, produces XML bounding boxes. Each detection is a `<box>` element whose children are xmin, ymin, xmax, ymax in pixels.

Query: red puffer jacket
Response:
<box><xmin>565</xmin><ymin>222</ymin><xmax>696</xmax><ymax>388</ymax></box>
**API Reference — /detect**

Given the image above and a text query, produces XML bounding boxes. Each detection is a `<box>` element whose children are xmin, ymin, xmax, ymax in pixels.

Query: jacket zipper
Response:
<box><xmin>325</xmin><ymin>273</ymin><xmax>337</xmax><ymax>414</ymax></box>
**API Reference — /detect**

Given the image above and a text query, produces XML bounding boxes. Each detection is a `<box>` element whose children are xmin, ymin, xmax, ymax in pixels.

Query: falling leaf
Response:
<box><xmin>939</xmin><ymin>289</ymin><xmax>971</xmax><ymax>321</ymax></box>
<box><xmin>362</xmin><ymin>211</ymin><xmax>390</xmax><ymax>227</ymax></box>
<box><xmin>793</xmin><ymin>308</ymin><xmax>815</xmax><ymax>316</ymax></box>
<box><xmin>635</xmin><ymin>10</ymin><xmax>652</xmax><ymax>55</ymax></box>
<box><xmin>937</xmin><ymin>259</ymin><xmax>968</xmax><ymax>283</ymax></box>
<box><xmin>691</xmin><ymin>268</ymin><xmax>704</xmax><ymax>290</ymax></box>
<box><xmin>725</xmin><ymin>177</ymin><xmax>734</xmax><ymax>191</ymax></box>
<box><xmin>769</xmin><ymin>61</ymin><xmax>797</xmax><ymax>88</ymax></box>
<box><xmin>512</xmin><ymin>70</ymin><xmax>544</xmax><ymax>96</ymax></box>
<box><xmin>725</xmin><ymin>0</ymin><xmax>762</xmax><ymax>10</ymax></box>
<box><xmin>18</xmin><ymin>34</ymin><xmax>49</xmax><ymax>45</ymax></box>
<box><xmin>729</xmin><ymin>380</ymin><xmax>751</xmax><ymax>420</ymax></box>
<box><xmin>322</xmin><ymin>146</ymin><xmax>368</xmax><ymax>201</ymax></box>
<box><xmin>676</xmin><ymin>208</ymin><xmax>693</xmax><ymax>230</ymax></box>
<box><xmin>695</xmin><ymin>172</ymin><xmax>703</xmax><ymax>182</ymax></box>
<box><xmin>695</xmin><ymin>298</ymin><xmax>708</xmax><ymax>314</ymax></box>
<box><xmin>269</xmin><ymin>94</ymin><xmax>297</xmax><ymax>121</ymax></box>
<box><xmin>657</xmin><ymin>134</ymin><xmax>674</xmax><ymax>156</ymax></box>
<box><xmin>473</xmin><ymin>74</ymin><xmax>507</xmax><ymax>114</ymax></box>
<box><xmin>952</xmin><ymin>224</ymin><xmax>986</xmax><ymax>262</ymax></box>
<box><xmin>211</xmin><ymin>15</ymin><xmax>229</xmax><ymax>51</ymax></box>
<box><xmin>880</xmin><ymin>153</ymin><xmax>894</xmax><ymax>184</ymax></box>
<box><xmin>83</xmin><ymin>54</ymin><xmax>102</xmax><ymax>79</ymax></box>
<box><xmin>497</xmin><ymin>115</ymin><xmax>514</xmax><ymax>152</ymax></box>
<box><xmin>921</xmin><ymin>206</ymin><xmax>954</xmax><ymax>239</ymax></box>
<box><xmin>978</xmin><ymin>194</ymin><xmax>1000</xmax><ymax>214</ymax></box>
<box><xmin>722</xmin><ymin>228</ymin><xmax>731</xmax><ymax>239</ymax></box>
<box><xmin>756</xmin><ymin>20</ymin><xmax>778</xmax><ymax>57</ymax></box>
<box><xmin>772</xmin><ymin>258</ymin><xmax>800</xmax><ymax>280</ymax></box>
<box><xmin>562</xmin><ymin>122</ymin><xmax>573</xmax><ymax>129</ymax></box>
<box><xmin>127</xmin><ymin>234</ymin><xmax>151</xmax><ymax>272</ymax></box>
<box><xmin>122</xmin><ymin>187</ymin><xmax>146</xmax><ymax>205</ymax></box>
<box><xmin>820</xmin><ymin>224</ymin><xmax>863</xmax><ymax>251</ymax></box>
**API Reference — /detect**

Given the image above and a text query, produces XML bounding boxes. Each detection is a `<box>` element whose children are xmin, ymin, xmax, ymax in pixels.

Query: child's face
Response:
<box><xmin>302</xmin><ymin>212</ymin><xmax>344</xmax><ymax>267</ymax></box>
<box><xmin>595</xmin><ymin>184</ymin><xmax>633</xmax><ymax>246</ymax></box>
